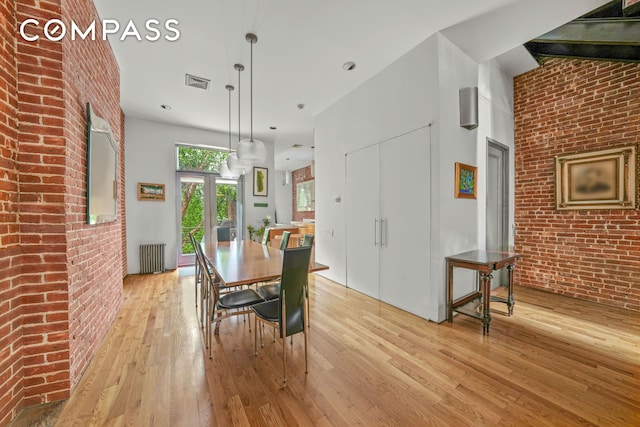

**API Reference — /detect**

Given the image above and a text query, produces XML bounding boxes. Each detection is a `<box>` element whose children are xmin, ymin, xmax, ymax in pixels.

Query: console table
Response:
<box><xmin>446</xmin><ymin>250</ymin><xmax>522</xmax><ymax>335</ymax></box>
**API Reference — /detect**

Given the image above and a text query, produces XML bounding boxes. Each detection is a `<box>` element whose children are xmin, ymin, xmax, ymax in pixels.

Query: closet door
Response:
<box><xmin>346</xmin><ymin>145</ymin><xmax>380</xmax><ymax>299</ymax></box>
<box><xmin>379</xmin><ymin>127</ymin><xmax>430</xmax><ymax>318</ymax></box>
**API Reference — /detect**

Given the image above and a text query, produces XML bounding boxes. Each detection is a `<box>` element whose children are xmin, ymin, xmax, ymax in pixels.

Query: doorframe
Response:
<box><xmin>486</xmin><ymin>138</ymin><xmax>510</xmax><ymax>252</ymax></box>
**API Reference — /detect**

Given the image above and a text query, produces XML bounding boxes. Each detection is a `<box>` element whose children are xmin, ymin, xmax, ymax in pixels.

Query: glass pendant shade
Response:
<box><xmin>285</xmin><ymin>170</ymin><xmax>291</xmax><ymax>185</ymax></box>
<box><xmin>219</xmin><ymin>161</ymin><xmax>238</xmax><ymax>179</ymax></box>
<box><xmin>237</xmin><ymin>138</ymin><xmax>267</xmax><ymax>165</ymax></box>
<box><xmin>227</xmin><ymin>151</ymin><xmax>250</xmax><ymax>176</ymax></box>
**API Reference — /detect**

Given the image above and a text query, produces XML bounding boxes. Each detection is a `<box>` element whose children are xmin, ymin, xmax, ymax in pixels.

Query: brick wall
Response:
<box><xmin>292</xmin><ymin>165</ymin><xmax>315</xmax><ymax>222</ymax></box>
<box><xmin>61</xmin><ymin>0</ymin><xmax>124</xmax><ymax>386</ymax></box>
<box><xmin>514</xmin><ymin>58</ymin><xmax>640</xmax><ymax>311</ymax></box>
<box><xmin>0</xmin><ymin>0</ymin><xmax>23</xmax><ymax>425</ymax></box>
<box><xmin>0</xmin><ymin>0</ymin><xmax>125</xmax><ymax>424</ymax></box>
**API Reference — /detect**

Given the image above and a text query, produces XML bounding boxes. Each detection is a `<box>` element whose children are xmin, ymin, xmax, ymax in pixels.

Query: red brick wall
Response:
<box><xmin>15</xmin><ymin>0</ymin><xmax>71</xmax><ymax>409</ymax></box>
<box><xmin>61</xmin><ymin>0</ymin><xmax>123</xmax><ymax>386</ymax></box>
<box><xmin>292</xmin><ymin>165</ymin><xmax>315</xmax><ymax>222</ymax></box>
<box><xmin>0</xmin><ymin>0</ymin><xmax>23</xmax><ymax>425</ymax></box>
<box><xmin>514</xmin><ymin>58</ymin><xmax>640</xmax><ymax>311</ymax></box>
<box><xmin>0</xmin><ymin>0</ymin><xmax>125</xmax><ymax>424</ymax></box>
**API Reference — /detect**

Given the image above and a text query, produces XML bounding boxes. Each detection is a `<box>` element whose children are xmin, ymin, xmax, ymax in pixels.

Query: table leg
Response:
<box><xmin>507</xmin><ymin>264</ymin><xmax>516</xmax><ymax>316</ymax></box>
<box><xmin>447</xmin><ymin>261</ymin><xmax>453</xmax><ymax>323</ymax></box>
<box><xmin>481</xmin><ymin>272</ymin><xmax>493</xmax><ymax>335</ymax></box>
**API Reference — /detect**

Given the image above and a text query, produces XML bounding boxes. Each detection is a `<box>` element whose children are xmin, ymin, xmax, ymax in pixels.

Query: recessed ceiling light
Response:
<box><xmin>343</xmin><ymin>61</ymin><xmax>356</xmax><ymax>71</ymax></box>
<box><xmin>269</xmin><ymin>126</ymin><xmax>277</xmax><ymax>130</ymax></box>
<box><xmin>296</xmin><ymin>103</ymin><xmax>305</xmax><ymax>110</ymax></box>
<box><xmin>161</xmin><ymin>104</ymin><xmax>172</xmax><ymax>110</ymax></box>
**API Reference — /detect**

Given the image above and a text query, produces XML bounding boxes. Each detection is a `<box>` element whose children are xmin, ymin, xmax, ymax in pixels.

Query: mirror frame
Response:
<box><xmin>86</xmin><ymin>103</ymin><xmax>118</xmax><ymax>224</ymax></box>
<box><xmin>296</xmin><ymin>179</ymin><xmax>315</xmax><ymax>212</ymax></box>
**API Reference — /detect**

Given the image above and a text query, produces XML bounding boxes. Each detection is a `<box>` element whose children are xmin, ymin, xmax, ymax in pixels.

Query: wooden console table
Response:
<box><xmin>446</xmin><ymin>250</ymin><xmax>522</xmax><ymax>335</ymax></box>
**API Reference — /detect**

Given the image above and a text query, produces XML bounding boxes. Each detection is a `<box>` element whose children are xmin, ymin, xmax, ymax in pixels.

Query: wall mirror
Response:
<box><xmin>296</xmin><ymin>179</ymin><xmax>315</xmax><ymax>212</ymax></box>
<box><xmin>86</xmin><ymin>103</ymin><xmax>118</xmax><ymax>224</ymax></box>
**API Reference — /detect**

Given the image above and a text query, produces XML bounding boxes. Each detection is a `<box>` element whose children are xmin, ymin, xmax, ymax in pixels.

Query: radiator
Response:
<box><xmin>139</xmin><ymin>243</ymin><xmax>165</xmax><ymax>274</ymax></box>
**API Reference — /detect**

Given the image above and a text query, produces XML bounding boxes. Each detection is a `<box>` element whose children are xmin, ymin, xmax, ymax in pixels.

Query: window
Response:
<box><xmin>177</xmin><ymin>145</ymin><xmax>228</xmax><ymax>173</ymax></box>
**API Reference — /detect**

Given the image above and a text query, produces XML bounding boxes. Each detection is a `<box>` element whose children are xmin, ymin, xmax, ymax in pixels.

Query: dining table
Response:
<box><xmin>201</xmin><ymin>239</ymin><xmax>329</xmax><ymax>287</ymax></box>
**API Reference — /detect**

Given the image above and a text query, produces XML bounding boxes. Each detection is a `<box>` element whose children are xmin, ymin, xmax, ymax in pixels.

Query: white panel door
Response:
<box><xmin>379</xmin><ymin>127</ymin><xmax>430</xmax><ymax>318</ymax></box>
<box><xmin>346</xmin><ymin>145</ymin><xmax>380</xmax><ymax>299</ymax></box>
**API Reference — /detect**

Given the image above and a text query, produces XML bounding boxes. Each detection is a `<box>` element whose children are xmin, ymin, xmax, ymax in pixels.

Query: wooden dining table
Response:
<box><xmin>202</xmin><ymin>239</ymin><xmax>329</xmax><ymax>287</ymax></box>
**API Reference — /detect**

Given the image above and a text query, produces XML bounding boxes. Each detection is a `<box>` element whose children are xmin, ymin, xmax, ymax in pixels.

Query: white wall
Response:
<box><xmin>274</xmin><ymin>170</ymin><xmax>293</xmax><ymax>224</ymax></box>
<box><xmin>314</xmin><ymin>34</ymin><xmax>439</xmax><ymax>287</ymax></box>
<box><xmin>476</xmin><ymin>59</ymin><xmax>515</xmax><ymax>251</ymax></box>
<box><xmin>125</xmin><ymin>117</ymin><xmax>275</xmax><ymax>273</ymax></box>
<box><xmin>314</xmin><ymin>33</ymin><xmax>512</xmax><ymax>322</ymax></box>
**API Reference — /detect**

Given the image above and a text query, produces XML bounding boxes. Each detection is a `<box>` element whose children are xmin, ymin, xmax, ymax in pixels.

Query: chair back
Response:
<box><xmin>280</xmin><ymin>231</ymin><xmax>291</xmax><ymax>250</ymax></box>
<box><xmin>217</xmin><ymin>227</ymin><xmax>231</xmax><ymax>242</ymax></box>
<box><xmin>189</xmin><ymin>230</ymin><xmax>202</xmax><ymax>276</ymax></box>
<box><xmin>278</xmin><ymin>246</ymin><xmax>312</xmax><ymax>337</ymax></box>
<box><xmin>261</xmin><ymin>227</ymin><xmax>271</xmax><ymax>245</ymax></box>
<box><xmin>301</xmin><ymin>234</ymin><xmax>314</xmax><ymax>247</ymax></box>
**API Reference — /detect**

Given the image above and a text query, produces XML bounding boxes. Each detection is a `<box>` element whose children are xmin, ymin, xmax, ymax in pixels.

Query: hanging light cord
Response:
<box><xmin>237</xmin><ymin>66</ymin><xmax>241</xmax><ymax>143</ymax></box>
<box><xmin>228</xmin><ymin>87</ymin><xmax>232</xmax><ymax>151</ymax></box>
<box><xmin>249</xmin><ymin>38</ymin><xmax>254</xmax><ymax>142</ymax></box>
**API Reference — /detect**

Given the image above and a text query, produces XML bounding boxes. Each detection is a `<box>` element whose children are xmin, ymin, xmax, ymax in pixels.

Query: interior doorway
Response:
<box><xmin>486</xmin><ymin>138</ymin><xmax>509</xmax><ymax>286</ymax></box>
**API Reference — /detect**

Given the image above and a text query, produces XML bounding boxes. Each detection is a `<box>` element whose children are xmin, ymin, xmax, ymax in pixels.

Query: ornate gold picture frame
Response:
<box><xmin>555</xmin><ymin>145</ymin><xmax>637</xmax><ymax>210</ymax></box>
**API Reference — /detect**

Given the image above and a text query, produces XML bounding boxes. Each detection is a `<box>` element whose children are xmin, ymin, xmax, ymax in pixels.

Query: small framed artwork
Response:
<box><xmin>138</xmin><ymin>182</ymin><xmax>165</xmax><ymax>201</ymax></box>
<box><xmin>555</xmin><ymin>145</ymin><xmax>637</xmax><ymax>210</ymax></box>
<box><xmin>253</xmin><ymin>167</ymin><xmax>268</xmax><ymax>197</ymax></box>
<box><xmin>454</xmin><ymin>162</ymin><xmax>477</xmax><ymax>199</ymax></box>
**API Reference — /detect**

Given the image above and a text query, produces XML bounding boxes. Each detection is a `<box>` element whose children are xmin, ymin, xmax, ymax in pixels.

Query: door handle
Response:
<box><xmin>374</xmin><ymin>219</ymin><xmax>378</xmax><ymax>246</ymax></box>
<box><xmin>380</xmin><ymin>219</ymin><xmax>385</xmax><ymax>247</ymax></box>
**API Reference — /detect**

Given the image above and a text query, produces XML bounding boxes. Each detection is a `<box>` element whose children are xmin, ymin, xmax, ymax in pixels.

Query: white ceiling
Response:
<box><xmin>92</xmin><ymin>0</ymin><xmax>607</xmax><ymax>171</ymax></box>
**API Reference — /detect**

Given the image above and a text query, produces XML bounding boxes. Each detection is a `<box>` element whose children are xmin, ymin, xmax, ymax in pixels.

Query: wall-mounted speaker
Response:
<box><xmin>459</xmin><ymin>86</ymin><xmax>478</xmax><ymax>130</ymax></box>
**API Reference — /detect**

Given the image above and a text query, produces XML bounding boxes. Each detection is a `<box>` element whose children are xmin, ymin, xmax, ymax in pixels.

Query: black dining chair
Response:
<box><xmin>216</xmin><ymin>227</ymin><xmax>231</xmax><ymax>242</ymax></box>
<box><xmin>301</xmin><ymin>234</ymin><xmax>314</xmax><ymax>247</ymax></box>
<box><xmin>279</xmin><ymin>231</ymin><xmax>291</xmax><ymax>250</ymax></box>
<box><xmin>261</xmin><ymin>227</ymin><xmax>271</xmax><ymax>245</ymax></box>
<box><xmin>196</xmin><ymin>246</ymin><xmax>265</xmax><ymax>359</ymax></box>
<box><xmin>251</xmin><ymin>246</ymin><xmax>312</xmax><ymax>382</ymax></box>
<box><xmin>254</xmin><ymin>231</ymin><xmax>292</xmax><ymax>300</ymax></box>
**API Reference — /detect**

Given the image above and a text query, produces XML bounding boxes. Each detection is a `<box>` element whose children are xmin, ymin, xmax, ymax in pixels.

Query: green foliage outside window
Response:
<box><xmin>178</xmin><ymin>146</ymin><xmax>237</xmax><ymax>254</ymax></box>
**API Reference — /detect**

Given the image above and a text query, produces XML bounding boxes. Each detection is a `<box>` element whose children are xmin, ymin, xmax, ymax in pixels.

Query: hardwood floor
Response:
<box><xmin>55</xmin><ymin>271</ymin><xmax>640</xmax><ymax>426</ymax></box>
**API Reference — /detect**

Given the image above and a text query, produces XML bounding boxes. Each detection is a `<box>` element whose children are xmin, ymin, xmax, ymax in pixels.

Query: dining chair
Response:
<box><xmin>216</xmin><ymin>227</ymin><xmax>231</xmax><ymax>242</ymax></box>
<box><xmin>261</xmin><ymin>227</ymin><xmax>271</xmax><ymax>245</ymax></box>
<box><xmin>280</xmin><ymin>231</ymin><xmax>291</xmax><ymax>250</ymax></box>
<box><xmin>189</xmin><ymin>230</ymin><xmax>204</xmax><ymax>316</ymax></box>
<box><xmin>251</xmin><ymin>246</ymin><xmax>312</xmax><ymax>382</ymax></box>
<box><xmin>197</xmin><ymin>247</ymin><xmax>265</xmax><ymax>358</ymax></box>
<box><xmin>301</xmin><ymin>234</ymin><xmax>314</xmax><ymax>247</ymax></box>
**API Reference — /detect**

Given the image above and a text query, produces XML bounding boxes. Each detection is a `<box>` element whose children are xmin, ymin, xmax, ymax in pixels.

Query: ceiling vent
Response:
<box><xmin>185</xmin><ymin>74</ymin><xmax>210</xmax><ymax>90</ymax></box>
<box><xmin>291</xmin><ymin>144</ymin><xmax>303</xmax><ymax>149</ymax></box>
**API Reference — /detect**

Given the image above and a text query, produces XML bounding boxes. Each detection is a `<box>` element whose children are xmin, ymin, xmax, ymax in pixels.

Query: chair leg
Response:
<box><xmin>254</xmin><ymin>316</ymin><xmax>258</xmax><ymax>356</ymax></box>
<box><xmin>304</xmin><ymin>300</ymin><xmax>309</xmax><ymax>374</ymax></box>
<box><xmin>282</xmin><ymin>333</ymin><xmax>286</xmax><ymax>383</ymax></box>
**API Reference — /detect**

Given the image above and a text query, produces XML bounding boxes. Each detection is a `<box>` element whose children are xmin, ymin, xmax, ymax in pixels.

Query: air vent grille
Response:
<box><xmin>185</xmin><ymin>74</ymin><xmax>210</xmax><ymax>90</ymax></box>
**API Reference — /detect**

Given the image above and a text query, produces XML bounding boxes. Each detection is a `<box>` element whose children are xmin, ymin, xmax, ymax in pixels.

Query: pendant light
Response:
<box><xmin>310</xmin><ymin>145</ymin><xmax>315</xmax><ymax>178</ymax></box>
<box><xmin>227</xmin><ymin>63</ymin><xmax>251</xmax><ymax>175</ymax></box>
<box><xmin>220</xmin><ymin>84</ymin><xmax>238</xmax><ymax>179</ymax></box>
<box><xmin>236</xmin><ymin>33</ymin><xmax>267</xmax><ymax>165</ymax></box>
<box><xmin>285</xmin><ymin>158</ymin><xmax>291</xmax><ymax>185</ymax></box>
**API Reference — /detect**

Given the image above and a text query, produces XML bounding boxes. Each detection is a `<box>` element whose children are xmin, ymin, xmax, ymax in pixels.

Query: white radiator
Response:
<box><xmin>139</xmin><ymin>243</ymin><xmax>165</xmax><ymax>274</ymax></box>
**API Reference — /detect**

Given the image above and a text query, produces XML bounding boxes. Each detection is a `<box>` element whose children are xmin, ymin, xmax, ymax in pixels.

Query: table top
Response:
<box><xmin>446</xmin><ymin>250</ymin><xmax>521</xmax><ymax>266</ymax></box>
<box><xmin>202</xmin><ymin>240</ymin><xmax>328</xmax><ymax>287</ymax></box>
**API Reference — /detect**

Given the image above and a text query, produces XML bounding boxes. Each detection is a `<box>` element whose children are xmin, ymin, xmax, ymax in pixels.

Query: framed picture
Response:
<box><xmin>555</xmin><ymin>145</ymin><xmax>637</xmax><ymax>210</ymax></box>
<box><xmin>454</xmin><ymin>162</ymin><xmax>477</xmax><ymax>199</ymax></box>
<box><xmin>137</xmin><ymin>182</ymin><xmax>165</xmax><ymax>201</ymax></box>
<box><xmin>253</xmin><ymin>167</ymin><xmax>268</xmax><ymax>197</ymax></box>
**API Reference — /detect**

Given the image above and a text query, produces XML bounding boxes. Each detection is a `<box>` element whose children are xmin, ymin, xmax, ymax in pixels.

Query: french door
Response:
<box><xmin>177</xmin><ymin>173</ymin><xmax>241</xmax><ymax>266</ymax></box>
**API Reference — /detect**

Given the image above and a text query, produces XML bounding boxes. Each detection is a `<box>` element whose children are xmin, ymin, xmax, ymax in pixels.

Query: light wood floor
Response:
<box><xmin>55</xmin><ymin>271</ymin><xmax>640</xmax><ymax>426</ymax></box>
